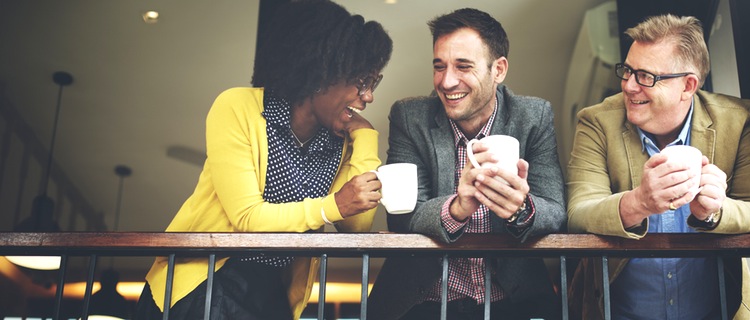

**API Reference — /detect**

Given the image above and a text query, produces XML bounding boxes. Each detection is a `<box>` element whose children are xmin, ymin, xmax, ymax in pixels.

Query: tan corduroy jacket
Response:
<box><xmin>567</xmin><ymin>90</ymin><xmax>750</xmax><ymax>319</ymax></box>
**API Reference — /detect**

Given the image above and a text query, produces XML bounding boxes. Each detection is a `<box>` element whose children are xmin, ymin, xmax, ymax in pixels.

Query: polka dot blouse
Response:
<box><xmin>242</xmin><ymin>92</ymin><xmax>343</xmax><ymax>267</ymax></box>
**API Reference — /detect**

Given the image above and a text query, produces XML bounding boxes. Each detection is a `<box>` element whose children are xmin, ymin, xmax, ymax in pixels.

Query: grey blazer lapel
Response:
<box><xmin>489</xmin><ymin>85</ymin><xmax>510</xmax><ymax>135</ymax></box>
<box><xmin>431</xmin><ymin>109</ymin><xmax>456</xmax><ymax>196</ymax></box>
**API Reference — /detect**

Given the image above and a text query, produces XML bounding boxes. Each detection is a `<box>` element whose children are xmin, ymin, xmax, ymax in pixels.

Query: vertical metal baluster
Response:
<box><xmin>602</xmin><ymin>256</ymin><xmax>611</xmax><ymax>320</ymax></box>
<box><xmin>441</xmin><ymin>254</ymin><xmax>449</xmax><ymax>320</ymax></box>
<box><xmin>203</xmin><ymin>254</ymin><xmax>216</xmax><ymax>320</ymax></box>
<box><xmin>361</xmin><ymin>254</ymin><xmax>370</xmax><ymax>320</ymax></box>
<box><xmin>484</xmin><ymin>256</ymin><xmax>491</xmax><ymax>320</ymax></box>
<box><xmin>163</xmin><ymin>254</ymin><xmax>176</xmax><ymax>320</ymax></box>
<box><xmin>81</xmin><ymin>254</ymin><xmax>97</xmax><ymax>320</ymax></box>
<box><xmin>318</xmin><ymin>254</ymin><xmax>328</xmax><ymax>320</ymax></box>
<box><xmin>718</xmin><ymin>257</ymin><xmax>728</xmax><ymax>320</ymax></box>
<box><xmin>53</xmin><ymin>255</ymin><xmax>68</xmax><ymax>320</ymax></box>
<box><xmin>560</xmin><ymin>255</ymin><xmax>569</xmax><ymax>320</ymax></box>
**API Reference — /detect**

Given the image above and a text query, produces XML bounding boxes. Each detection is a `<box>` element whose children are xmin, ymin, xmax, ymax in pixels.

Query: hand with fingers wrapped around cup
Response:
<box><xmin>565</xmin><ymin>14</ymin><xmax>750</xmax><ymax>320</ymax></box>
<box><xmin>451</xmin><ymin>135</ymin><xmax>530</xmax><ymax>222</ymax></box>
<box><xmin>334</xmin><ymin>171</ymin><xmax>383</xmax><ymax>218</ymax></box>
<box><xmin>689</xmin><ymin>156</ymin><xmax>727</xmax><ymax>221</ymax></box>
<box><xmin>370</xmin><ymin>163</ymin><xmax>418</xmax><ymax>214</ymax></box>
<box><xmin>619</xmin><ymin>145</ymin><xmax>706</xmax><ymax>228</ymax></box>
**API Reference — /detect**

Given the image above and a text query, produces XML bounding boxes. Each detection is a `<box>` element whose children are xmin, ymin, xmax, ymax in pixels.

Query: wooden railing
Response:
<box><xmin>2</xmin><ymin>232</ymin><xmax>750</xmax><ymax>320</ymax></box>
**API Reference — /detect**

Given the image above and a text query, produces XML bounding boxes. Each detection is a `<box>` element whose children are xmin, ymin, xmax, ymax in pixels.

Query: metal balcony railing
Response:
<box><xmin>2</xmin><ymin>232</ymin><xmax>750</xmax><ymax>320</ymax></box>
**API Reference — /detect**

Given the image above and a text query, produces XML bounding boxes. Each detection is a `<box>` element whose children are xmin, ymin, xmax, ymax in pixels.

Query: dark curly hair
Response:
<box><xmin>428</xmin><ymin>8</ymin><xmax>509</xmax><ymax>61</ymax></box>
<box><xmin>251</xmin><ymin>0</ymin><xmax>393</xmax><ymax>105</ymax></box>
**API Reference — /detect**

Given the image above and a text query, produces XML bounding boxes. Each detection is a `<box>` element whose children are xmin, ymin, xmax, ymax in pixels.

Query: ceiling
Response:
<box><xmin>0</xmin><ymin>0</ymin><xmax>610</xmax><ymax>281</ymax></box>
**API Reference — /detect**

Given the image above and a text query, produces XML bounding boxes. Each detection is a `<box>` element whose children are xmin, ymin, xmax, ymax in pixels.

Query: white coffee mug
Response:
<box><xmin>466</xmin><ymin>135</ymin><xmax>520</xmax><ymax>184</ymax></box>
<box><xmin>660</xmin><ymin>145</ymin><xmax>703</xmax><ymax>198</ymax></box>
<box><xmin>373</xmin><ymin>163</ymin><xmax>418</xmax><ymax>214</ymax></box>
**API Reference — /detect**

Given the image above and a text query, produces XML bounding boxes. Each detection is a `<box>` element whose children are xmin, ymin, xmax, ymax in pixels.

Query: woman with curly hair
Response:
<box><xmin>135</xmin><ymin>1</ymin><xmax>392</xmax><ymax>318</ymax></box>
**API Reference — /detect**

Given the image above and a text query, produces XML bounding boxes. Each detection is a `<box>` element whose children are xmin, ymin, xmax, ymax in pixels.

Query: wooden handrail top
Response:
<box><xmin>2</xmin><ymin>232</ymin><xmax>750</xmax><ymax>258</ymax></box>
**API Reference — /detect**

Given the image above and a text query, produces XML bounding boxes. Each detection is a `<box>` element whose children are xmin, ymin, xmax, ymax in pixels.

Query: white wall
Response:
<box><xmin>709</xmin><ymin>0</ymin><xmax>741</xmax><ymax>97</ymax></box>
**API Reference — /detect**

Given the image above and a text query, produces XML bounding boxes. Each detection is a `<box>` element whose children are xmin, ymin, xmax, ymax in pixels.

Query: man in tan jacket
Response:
<box><xmin>567</xmin><ymin>14</ymin><xmax>750</xmax><ymax>319</ymax></box>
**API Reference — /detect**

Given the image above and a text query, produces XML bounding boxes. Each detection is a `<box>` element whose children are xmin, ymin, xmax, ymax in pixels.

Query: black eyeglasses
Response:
<box><xmin>357</xmin><ymin>74</ymin><xmax>383</xmax><ymax>96</ymax></box>
<box><xmin>615</xmin><ymin>63</ymin><xmax>692</xmax><ymax>87</ymax></box>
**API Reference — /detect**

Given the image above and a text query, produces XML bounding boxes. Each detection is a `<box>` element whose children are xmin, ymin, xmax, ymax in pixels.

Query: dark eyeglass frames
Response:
<box><xmin>615</xmin><ymin>63</ymin><xmax>692</xmax><ymax>87</ymax></box>
<box><xmin>357</xmin><ymin>74</ymin><xmax>383</xmax><ymax>96</ymax></box>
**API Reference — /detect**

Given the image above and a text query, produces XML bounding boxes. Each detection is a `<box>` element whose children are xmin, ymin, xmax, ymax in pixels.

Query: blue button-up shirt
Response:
<box><xmin>610</xmin><ymin>101</ymin><xmax>721</xmax><ymax>320</ymax></box>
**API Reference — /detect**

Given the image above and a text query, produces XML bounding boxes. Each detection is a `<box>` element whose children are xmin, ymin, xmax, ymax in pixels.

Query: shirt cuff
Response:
<box><xmin>624</xmin><ymin>219</ymin><xmax>647</xmax><ymax>234</ymax></box>
<box><xmin>321</xmin><ymin>208</ymin><xmax>334</xmax><ymax>225</ymax></box>
<box><xmin>441</xmin><ymin>194</ymin><xmax>468</xmax><ymax>234</ymax></box>
<box><xmin>321</xmin><ymin>195</ymin><xmax>343</xmax><ymax>225</ymax></box>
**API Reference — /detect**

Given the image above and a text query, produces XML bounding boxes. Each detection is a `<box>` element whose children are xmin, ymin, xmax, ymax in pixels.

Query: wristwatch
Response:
<box><xmin>688</xmin><ymin>208</ymin><xmax>722</xmax><ymax>231</ymax></box>
<box><xmin>703</xmin><ymin>209</ymin><xmax>722</xmax><ymax>225</ymax></box>
<box><xmin>507</xmin><ymin>198</ymin><xmax>528</xmax><ymax>223</ymax></box>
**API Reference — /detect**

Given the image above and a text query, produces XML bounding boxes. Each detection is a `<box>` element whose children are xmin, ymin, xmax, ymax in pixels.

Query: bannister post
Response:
<box><xmin>718</xmin><ymin>257</ymin><xmax>728</xmax><ymax>320</ymax></box>
<box><xmin>441</xmin><ymin>254</ymin><xmax>448</xmax><ymax>320</ymax></box>
<box><xmin>163</xmin><ymin>253</ymin><xmax>176</xmax><ymax>320</ymax></box>
<box><xmin>484</xmin><ymin>256</ymin><xmax>491</xmax><ymax>319</ymax></box>
<box><xmin>203</xmin><ymin>254</ymin><xmax>216</xmax><ymax>320</ymax></box>
<box><xmin>560</xmin><ymin>255</ymin><xmax>568</xmax><ymax>320</ymax></box>
<box><xmin>53</xmin><ymin>254</ymin><xmax>68</xmax><ymax>320</ymax></box>
<box><xmin>361</xmin><ymin>253</ymin><xmax>370</xmax><ymax>320</ymax></box>
<box><xmin>602</xmin><ymin>256</ymin><xmax>611</xmax><ymax>320</ymax></box>
<box><xmin>318</xmin><ymin>254</ymin><xmax>328</xmax><ymax>320</ymax></box>
<box><xmin>81</xmin><ymin>254</ymin><xmax>97</xmax><ymax>320</ymax></box>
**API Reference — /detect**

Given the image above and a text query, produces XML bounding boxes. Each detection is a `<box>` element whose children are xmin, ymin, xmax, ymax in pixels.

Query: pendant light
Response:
<box><xmin>112</xmin><ymin>165</ymin><xmax>131</xmax><ymax>234</ymax></box>
<box><xmin>87</xmin><ymin>165</ymin><xmax>133</xmax><ymax>320</ymax></box>
<box><xmin>6</xmin><ymin>71</ymin><xmax>72</xmax><ymax>270</ymax></box>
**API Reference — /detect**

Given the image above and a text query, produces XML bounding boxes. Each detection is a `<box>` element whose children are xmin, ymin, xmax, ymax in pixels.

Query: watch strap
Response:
<box><xmin>688</xmin><ymin>208</ymin><xmax>722</xmax><ymax>231</ymax></box>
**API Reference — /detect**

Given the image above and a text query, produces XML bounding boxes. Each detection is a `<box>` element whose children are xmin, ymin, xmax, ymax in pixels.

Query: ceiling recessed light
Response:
<box><xmin>142</xmin><ymin>11</ymin><xmax>159</xmax><ymax>24</ymax></box>
<box><xmin>385</xmin><ymin>0</ymin><xmax>397</xmax><ymax>3</ymax></box>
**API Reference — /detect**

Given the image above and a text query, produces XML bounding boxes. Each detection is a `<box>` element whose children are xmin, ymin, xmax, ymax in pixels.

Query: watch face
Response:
<box><xmin>704</xmin><ymin>211</ymin><xmax>720</xmax><ymax>224</ymax></box>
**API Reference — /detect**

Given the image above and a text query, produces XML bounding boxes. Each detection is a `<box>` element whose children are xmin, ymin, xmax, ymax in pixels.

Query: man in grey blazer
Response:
<box><xmin>367</xmin><ymin>8</ymin><xmax>566</xmax><ymax>319</ymax></box>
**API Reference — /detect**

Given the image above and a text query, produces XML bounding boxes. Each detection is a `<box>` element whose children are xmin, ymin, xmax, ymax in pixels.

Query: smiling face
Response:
<box><xmin>622</xmin><ymin>40</ymin><xmax>699</xmax><ymax>146</ymax></box>
<box><xmin>432</xmin><ymin>28</ymin><xmax>507</xmax><ymax>136</ymax></box>
<box><xmin>309</xmin><ymin>80</ymin><xmax>373</xmax><ymax>137</ymax></box>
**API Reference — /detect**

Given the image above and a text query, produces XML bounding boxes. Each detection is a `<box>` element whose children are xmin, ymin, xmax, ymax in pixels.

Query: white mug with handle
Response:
<box><xmin>660</xmin><ymin>145</ymin><xmax>703</xmax><ymax>199</ymax></box>
<box><xmin>466</xmin><ymin>135</ymin><xmax>520</xmax><ymax>184</ymax></box>
<box><xmin>372</xmin><ymin>163</ymin><xmax>418</xmax><ymax>214</ymax></box>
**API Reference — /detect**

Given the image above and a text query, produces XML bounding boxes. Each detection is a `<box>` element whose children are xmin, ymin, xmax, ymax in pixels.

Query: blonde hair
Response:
<box><xmin>625</xmin><ymin>14</ymin><xmax>710</xmax><ymax>86</ymax></box>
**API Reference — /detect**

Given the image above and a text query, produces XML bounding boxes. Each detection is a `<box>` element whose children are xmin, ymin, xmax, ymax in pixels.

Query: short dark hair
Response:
<box><xmin>252</xmin><ymin>0</ymin><xmax>393</xmax><ymax>105</ymax></box>
<box><xmin>428</xmin><ymin>8</ymin><xmax>509</xmax><ymax>61</ymax></box>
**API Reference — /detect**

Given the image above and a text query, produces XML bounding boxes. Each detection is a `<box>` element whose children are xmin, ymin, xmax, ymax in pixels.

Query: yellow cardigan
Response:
<box><xmin>145</xmin><ymin>87</ymin><xmax>379</xmax><ymax>319</ymax></box>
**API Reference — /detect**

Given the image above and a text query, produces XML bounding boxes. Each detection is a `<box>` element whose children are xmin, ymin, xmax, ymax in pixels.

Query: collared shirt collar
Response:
<box><xmin>449</xmin><ymin>97</ymin><xmax>499</xmax><ymax>147</ymax></box>
<box><xmin>261</xmin><ymin>91</ymin><xmax>342</xmax><ymax>152</ymax></box>
<box><xmin>637</xmin><ymin>97</ymin><xmax>695</xmax><ymax>153</ymax></box>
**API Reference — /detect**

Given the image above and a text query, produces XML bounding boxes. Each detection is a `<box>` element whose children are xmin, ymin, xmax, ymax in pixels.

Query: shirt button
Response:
<box><xmin>667</xmin><ymin>272</ymin><xmax>673</xmax><ymax>279</ymax></box>
<box><xmin>669</xmin><ymin>299</ymin><xmax>674</xmax><ymax>305</ymax></box>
